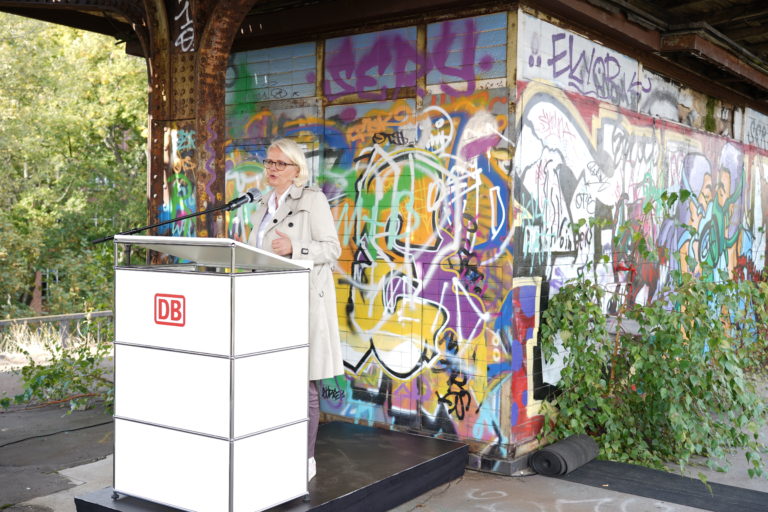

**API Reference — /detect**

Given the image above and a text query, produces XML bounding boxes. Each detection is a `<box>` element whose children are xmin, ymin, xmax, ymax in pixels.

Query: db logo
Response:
<box><xmin>154</xmin><ymin>294</ymin><xmax>186</xmax><ymax>327</ymax></box>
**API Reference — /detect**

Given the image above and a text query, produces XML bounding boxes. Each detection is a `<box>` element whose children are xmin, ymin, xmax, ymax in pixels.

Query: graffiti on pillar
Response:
<box><xmin>159</xmin><ymin>124</ymin><xmax>197</xmax><ymax>237</ymax></box>
<box><xmin>173</xmin><ymin>0</ymin><xmax>195</xmax><ymax>52</ymax></box>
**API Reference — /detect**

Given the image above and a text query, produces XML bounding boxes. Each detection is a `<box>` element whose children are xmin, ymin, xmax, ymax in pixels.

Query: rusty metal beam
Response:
<box><xmin>695</xmin><ymin>1</ymin><xmax>768</xmax><ymax>26</ymax></box>
<box><xmin>143</xmin><ymin>0</ymin><xmax>171</xmax><ymax>236</ymax></box>
<box><xmin>194</xmin><ymin>0</ymin><xmax>259</xmax><ymax>237</ymax></box>
<box><xmin>661</xmin><ymin>32</ymin><xmax>768</xmax><ymax>90</ymax></box>
<box><xmin>0</xmin><ymin>0</ymin><xmax>148</xmax><ymax>52</ymax></box>
<box><xmin>140</xmin><ymin>0</ymin><xmax>260</xmax><ymax>242</ymax></box>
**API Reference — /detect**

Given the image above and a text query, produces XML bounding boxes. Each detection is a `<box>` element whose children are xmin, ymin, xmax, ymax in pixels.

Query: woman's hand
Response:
<box><xmin>272</xmin><ymin>229</ymin><xmax>293</xmax><ymax>256</ymax></box>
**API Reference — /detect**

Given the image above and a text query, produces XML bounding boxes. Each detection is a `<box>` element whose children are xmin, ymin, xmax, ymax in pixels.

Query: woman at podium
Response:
<box><xmin>247</xmin><ymin>137</ymin><xmax>344</xmax><ymax>482</ymax></box>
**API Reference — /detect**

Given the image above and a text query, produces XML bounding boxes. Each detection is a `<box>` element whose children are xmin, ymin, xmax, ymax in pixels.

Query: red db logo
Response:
<box><xmin>154</xmin><ymin>294</ymin><xmax>186</xmax><ymax>327</ymax></box>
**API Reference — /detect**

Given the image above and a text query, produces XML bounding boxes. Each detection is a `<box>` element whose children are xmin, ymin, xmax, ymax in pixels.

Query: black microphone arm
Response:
<box><xmin>224</xmin><ymin>187</ymin><xmax>262</xmax><ymax>210</ymax></box>
<box><xmin>91</xmin><ymin>188</ymin><xmax>263</xmax><ymax>244</ymax></box>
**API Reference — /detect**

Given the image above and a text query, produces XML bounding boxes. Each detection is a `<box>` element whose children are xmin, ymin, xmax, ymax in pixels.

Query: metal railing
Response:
<box><xmin>0</xmin><ymin>311</ymin><xmax>114</xmax><ymax>348</ymax></box>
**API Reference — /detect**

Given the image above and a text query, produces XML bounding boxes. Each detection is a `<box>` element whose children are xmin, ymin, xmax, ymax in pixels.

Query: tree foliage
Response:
<box><xmin>0</xmin><ymin>13</ymin><xmax>147</xmax><ymax>317</ymax></box>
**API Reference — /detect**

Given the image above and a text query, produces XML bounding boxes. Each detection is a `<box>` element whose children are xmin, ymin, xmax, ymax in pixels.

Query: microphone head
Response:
<box><xmin>246</xmin><ymin>187</ymin><xmax>262</xmax><ymax>204</ymax></box>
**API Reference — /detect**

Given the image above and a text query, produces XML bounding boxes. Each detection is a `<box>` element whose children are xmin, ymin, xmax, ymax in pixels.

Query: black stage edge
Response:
<box><xmin>75</xmin><ymin>421</ymin><xmax>468</xmax><ymax>512</ymax></box>
<box><xmin>560</xmin><ymin>459</ymin><xmax>768</xmax><ymax>512</ymax></box>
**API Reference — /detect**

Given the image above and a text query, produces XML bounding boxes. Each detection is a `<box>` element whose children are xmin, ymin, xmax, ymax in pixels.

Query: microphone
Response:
<box><xmin>226</xmin><ymin>188</ymin><xmax>262</xmax><ymax>210</ymax></box>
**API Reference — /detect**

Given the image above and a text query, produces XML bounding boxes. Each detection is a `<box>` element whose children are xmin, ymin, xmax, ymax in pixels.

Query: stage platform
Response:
<box><xmin>75</xmin><ymin>421</ymin><xmax>468</xmax><ymax>512</ymax></box>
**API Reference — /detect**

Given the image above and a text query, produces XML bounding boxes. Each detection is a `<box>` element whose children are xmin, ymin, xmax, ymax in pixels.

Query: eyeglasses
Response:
<box><xmin>263</xmin><ymin>159</ymin><xmax>298</xmax><ymax>171</ymax></box>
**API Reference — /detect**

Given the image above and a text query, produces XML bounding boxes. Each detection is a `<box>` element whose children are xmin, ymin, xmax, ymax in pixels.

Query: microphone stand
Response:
<box><xmin>91</xmin><ymin>201</ymin><xmax>243</xmax><ymax>245</ymax></box>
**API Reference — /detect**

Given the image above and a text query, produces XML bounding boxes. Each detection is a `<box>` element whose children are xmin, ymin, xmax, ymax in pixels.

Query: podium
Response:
<box><xmin>111</xmin><ymin>235</ymin><xmax>310</xmax><ymax>512</ymax></box>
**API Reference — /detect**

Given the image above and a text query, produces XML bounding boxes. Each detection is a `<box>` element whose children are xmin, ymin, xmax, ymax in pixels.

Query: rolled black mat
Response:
<box><xmin>529</xmin><ymin>434</ymin><xmax>599</xmax><ymax>476</ymax></box>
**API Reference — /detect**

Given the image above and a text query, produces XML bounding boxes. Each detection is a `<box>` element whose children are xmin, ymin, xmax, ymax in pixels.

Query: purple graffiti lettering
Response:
<box><xmin>325</xmin><ymin>32</ymin><xmax>420</xmax><ymax>100</ymax></box>
<box><xmin>430</xmin><ymin>19</ymin><xmax>479</xmax><ymax>96</ymax></box>
<box><xmin>547</xmin><ymin>32</ymin><xmax>646</xmax><ymax>107</ymax></box>
<box><xmin>548</xmin><ymin>33</ymin><xmax>569</xmax><ymax>79</ymax></box>
<box><xmin>748</xmin><ymin>119</ymin><xmax>768</xmax><ymax>149</ymax></box>
<box><xmin>325</xmin><ymin>18</ymin><xmax>488</xmax><ymax>99</ymax></box>
<box><xmin>355</xmin><ymin>37</ymin><xmax>388</xmax><ymax>96</ymax></box>
<box><xmin>567</xmin><ymin>40</ymin><xmax>594</xmax><ymax>87</ymax></box>
<box><xmin>629</xmin><ymin>71</ymin><xmax>653</xmax><ymax>95</ymax></box>
<box><xmin>479</xmin><ymin>53</ymin><xmax>494</xmax><ymax>72</ymax></box>
<box><xmin>325</xmin><ymin>37</ymin><xmax>357</xmax><ymax>98</ymax></box>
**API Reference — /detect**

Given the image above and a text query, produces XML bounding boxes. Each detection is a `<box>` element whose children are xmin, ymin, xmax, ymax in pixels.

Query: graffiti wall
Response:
<box><xmin>224</xmin><ymin>9</ymin><xmax>767</xmax><ymax>458</ymax></box>
<box><xmin>516</xmin><ymin>12</ymin><xmax>767</xmax><ymax>389</ymax></box>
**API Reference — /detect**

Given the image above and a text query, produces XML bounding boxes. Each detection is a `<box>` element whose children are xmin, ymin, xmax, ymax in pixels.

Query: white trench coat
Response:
<box><xmin>247</xmin><ymin>184</ymin><xmax>344</xmax><ymax>381</ymax></box>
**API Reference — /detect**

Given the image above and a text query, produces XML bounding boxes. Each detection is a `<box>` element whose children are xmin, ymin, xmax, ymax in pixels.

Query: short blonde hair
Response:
<box><xmin>269</xmin><ymin>138</ymin><xmax>309</xmax><ymax>187</ymax></box>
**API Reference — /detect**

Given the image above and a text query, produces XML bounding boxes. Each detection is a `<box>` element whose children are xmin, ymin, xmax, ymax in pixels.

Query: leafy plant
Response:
<box><xmin>1</xmin><ymin>322</ymin><xmax>113</xmax><ymax>412</ymax></box>
<box><xmin>539</xmin><ymin>194</ymin><xmax>768</xmax><ymax>479</ymax></box>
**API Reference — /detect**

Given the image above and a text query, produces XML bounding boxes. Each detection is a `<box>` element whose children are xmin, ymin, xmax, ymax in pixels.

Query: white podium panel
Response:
<box><xmin>115</xmin><ymin>270</ymin><xmax>231</xmax><ymax>356</ymax></box>
<box><xmin>114</xmin><ymin>419</ymin><xmax>230</xmax><ymax>511</ymax></box>
<box><xmin>114</xmin><ymin>344</ymin><xmax>232</xmax><ymax>437</ymax></box>
<box><xmin>234</xmin><ymin>272</ymin><xmax>309</xmax><ymax>355</ymax></box>
<box><xmin>233</xmin><ymin>346</ymin><xmax>308</xmax><ymax>437</ymax></box>
<box><xmin>115</xmin><ymin>344</ymin><xmax>308</xmax><ymax>438</ymax></box>
<box><xmin>233</xmin><ymin>421</ymin><xmax>307</xmax><ymax>512</ymax></box>
<box><xmin>115</xmin><ymin>419</ymin><xmax>307</xmax><ymax>512</ymax></box>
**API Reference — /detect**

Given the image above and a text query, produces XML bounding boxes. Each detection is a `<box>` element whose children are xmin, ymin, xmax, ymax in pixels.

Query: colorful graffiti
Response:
<box><xmin>514</xmin><ymin>81</ymin><xmax>759</xmax><ymax>289</ymax></box>
<box><xmin>223</xmin><ymin>9</ymin><xmax>767</xmax><ymax>460</ymax></box>
<box><xmin>225</xmin><ymin>12</ymin><xmax>545</xmax><ymax>457</ymax></box>
<box><xmin>323</xmin><ymin>90</ymin><xmax>523</xmax><ymax>446</ymax></box>
<box><xmin>324</xmin><ymin>13</ymin><xmax>507</xmax><ymax>100</ymax></box>
<box><xmin>514</xmin><ymin>80</ymin><xmax>765</xmax><ymax>386</ymax></box>
<box><xmin>158</xmin><ymin>124</ymin><xmax>197</xmax><ymax>237</ymax></box>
